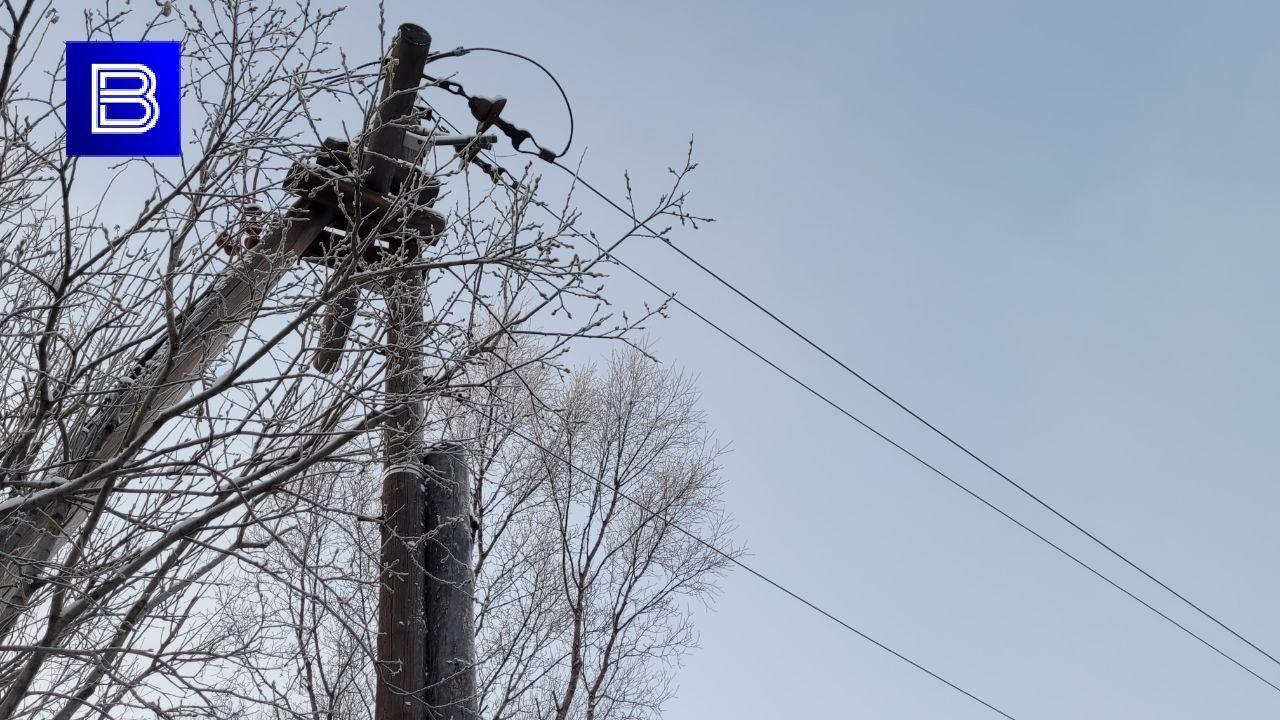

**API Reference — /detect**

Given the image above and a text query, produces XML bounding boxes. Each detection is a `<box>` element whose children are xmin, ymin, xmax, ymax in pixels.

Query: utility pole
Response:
<box><xmin>423</xmin><ymin>446</ymin><xmax>478</xmax><ymax>720</ymax></box>
<box><xmin>358</xmin><ymin>23</ymin><xmax>434</xmax><ymax>720</ymax></box>
<box><xmin>355</xmin><ymin>25</ymin><xmax>478</xmax><ymax>720</ymax></box>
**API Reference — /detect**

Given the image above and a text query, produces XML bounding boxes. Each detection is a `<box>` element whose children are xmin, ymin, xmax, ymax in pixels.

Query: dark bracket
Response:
<box><xmin>283</xmin><ymin>137</ymin><xmax>446</xmax><ymax>267</ymax></box>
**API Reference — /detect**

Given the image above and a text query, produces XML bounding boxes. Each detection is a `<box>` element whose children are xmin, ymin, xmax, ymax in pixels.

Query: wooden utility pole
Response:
<box><xmin>361</xmin><ymin>25</ymin><xmax>478</xmax><ymax>720</ymax></box>
<box><xmin>423</xmin><ymin>446</ymin><xmax>478</xmax><ymax>720</ymax></box>
<box><xmin>364</xmin><ymin>23</ymin><xmax>434</xmax><ymax>720</ymax></box>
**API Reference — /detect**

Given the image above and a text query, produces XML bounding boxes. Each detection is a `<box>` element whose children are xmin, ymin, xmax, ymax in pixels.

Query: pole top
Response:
<box><xmin>396</xmin><ymin>23</ymin><xmax>431</xmax><ymax>48</ymax></box>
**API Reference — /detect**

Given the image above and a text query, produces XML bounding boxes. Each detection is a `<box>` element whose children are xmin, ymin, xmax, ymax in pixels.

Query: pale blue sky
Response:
<box><xmin>52</xmin><ymin>1</ymin><xmax>1280</xmax><ymax>717</ymax></box>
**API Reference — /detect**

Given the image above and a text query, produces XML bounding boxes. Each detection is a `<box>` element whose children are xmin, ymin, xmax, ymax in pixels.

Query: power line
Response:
<box><xmin>427</xmin><ymin>106</ymin><xmax>1280</xmax><ymax>696</ymax></box>
<box><xmin>558</xmin><ymin>187</ymin><xmax>1280</xmax><ymax>695</ymax></box>
<box><xmin>425</xmin><ymin>57</ymin><xmax>1279</xmax><ymax>675</ymax></box>
<box><xmin>643</xmin><ymin>202</ymin><xmax>1280</xmax><ymax>676</ymax></box>
<box><xmin>533</xmin><ymin>157</ymin><xmax>1280</xmax><ymax>694</ymax></box>
<box><xmin>546</xmin><ymin>157</ymin><xmax>1280</xmax><ymax>674</ymax></box>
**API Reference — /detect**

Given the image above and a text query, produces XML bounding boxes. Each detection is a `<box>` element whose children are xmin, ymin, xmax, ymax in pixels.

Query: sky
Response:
<box><xmin>44</xmin><ymin>0</ymin><xmax>1280</xmax><ymax>717</ymax></box>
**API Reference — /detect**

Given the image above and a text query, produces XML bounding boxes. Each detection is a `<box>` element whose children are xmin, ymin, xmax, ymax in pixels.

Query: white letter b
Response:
<box><xmin>90</xmin><ymin>63</ymin><xmax>159</xmax><ymax>134</ymax></box>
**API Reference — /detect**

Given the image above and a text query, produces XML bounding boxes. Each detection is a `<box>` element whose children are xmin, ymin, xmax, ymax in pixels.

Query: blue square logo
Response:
<box><xmin>66</xmin><ymin>41</ymin><xmax>181</xmax><ymax>157</ymax></box>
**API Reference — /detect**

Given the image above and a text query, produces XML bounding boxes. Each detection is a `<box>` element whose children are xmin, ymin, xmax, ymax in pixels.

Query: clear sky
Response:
<box><xmin>53</xmin><ymin>1</ymin><xmax>1280</xmax><ymax>717</ymax></box>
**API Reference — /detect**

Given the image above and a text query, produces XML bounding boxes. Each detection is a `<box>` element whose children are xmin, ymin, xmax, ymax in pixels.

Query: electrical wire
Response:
<box><xmin>420</xmin><ymin>74</ymin><xmax>1280</xmax><ymax>696</ymax></box>
<box><xmin>547</xmin><ymin>165</ymin><xmax>1280</xmax><ymax>696</ymax></box>
<box><xmin>456</xmin><ymin>141</ymin><xmax>1280</xmax><ymax>694</ymax></box>
<box><xmin>427</xmin><ymin>46</ymin><xmax>574</xmax><ymax>159</ymax></box>
<box><xmin>545</xmin><ymin>158</ymin><xmax>1280</xmax><ymax>676</ymax></box>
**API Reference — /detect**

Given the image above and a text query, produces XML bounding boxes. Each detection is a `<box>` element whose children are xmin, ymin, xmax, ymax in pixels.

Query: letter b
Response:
<box><xmin>90</xmin><ymin>63</ymin><xmax>159</xmax><ymax>134</ymax></box>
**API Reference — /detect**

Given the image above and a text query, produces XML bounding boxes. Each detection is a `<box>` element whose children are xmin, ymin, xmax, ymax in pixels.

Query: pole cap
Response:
<box><xmin>397</xmin><ymin>23</ymin><xmax>431</xmax><ymax>48</ymax></box>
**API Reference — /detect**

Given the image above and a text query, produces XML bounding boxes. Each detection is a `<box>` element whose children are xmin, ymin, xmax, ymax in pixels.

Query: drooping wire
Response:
<box><xmin>424</xmin><ymin>46</ymin><xmax>574</xmax><ymax>159</ymax></box>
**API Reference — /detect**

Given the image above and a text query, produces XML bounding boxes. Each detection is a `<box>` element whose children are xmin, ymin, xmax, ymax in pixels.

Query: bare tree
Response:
<box><xmin>0</xmin><ymin>2</ymin><xmax>726</xmax><ymax>719</ymax></box>
<box><xmin>228</xmin><ymin>339</ymin><xmax>736</xmax><ymax>720</ymax></box>
<box><xmin>462</xmin><ymin>343</ymin><xmax>736</xmax><ymax>720</ymax></box>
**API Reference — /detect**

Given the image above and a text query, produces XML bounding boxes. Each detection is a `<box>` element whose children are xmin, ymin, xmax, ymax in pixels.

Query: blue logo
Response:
<box><xmin>66</xmin><ymin>41</ymin><xmax>181</xmax><ymax>157</ymax></box>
